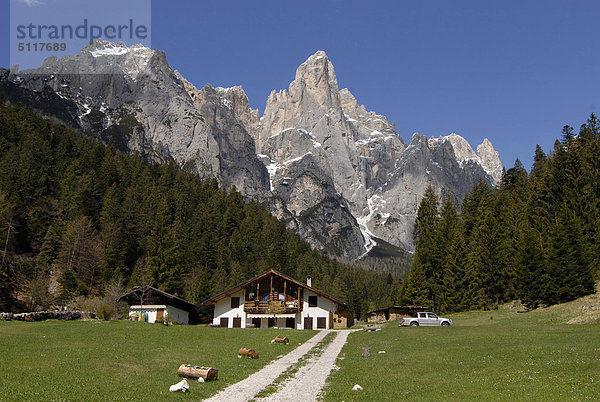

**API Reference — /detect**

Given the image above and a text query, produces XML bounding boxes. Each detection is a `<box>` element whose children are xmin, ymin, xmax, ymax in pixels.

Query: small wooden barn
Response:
<box><xmin>366</xmin><ymin>306</ymin><xmax>428</xmax><ymax>323</ymax></box>
<box><xmin>120</xmin><ymin>286</ymin><xmax>199</xmax><ymax>325</ymax></box>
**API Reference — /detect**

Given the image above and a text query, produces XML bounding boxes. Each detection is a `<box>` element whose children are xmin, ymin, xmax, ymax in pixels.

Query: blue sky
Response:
<box><xmin>2</xmin><ymin>0</ymin><xmax>600</xmax><ymax>169</ymax></box>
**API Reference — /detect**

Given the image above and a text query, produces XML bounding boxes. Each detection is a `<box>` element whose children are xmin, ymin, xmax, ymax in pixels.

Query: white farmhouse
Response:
<box><xmin>120</xmin><ymin>285</ymin><xmax>199</xmax><ymax>325</ymax></box>
<box><xmin>203</xmin><ymin>270</ymin><xmax>354</xmax><ymax>329</ymax></box>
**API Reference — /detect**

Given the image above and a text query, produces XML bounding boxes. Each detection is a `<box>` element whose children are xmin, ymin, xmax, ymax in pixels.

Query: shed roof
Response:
<box><xmin>366</xmin><ymin>306</ymin><xmax>429</xmax><ymax>315</ymax></box>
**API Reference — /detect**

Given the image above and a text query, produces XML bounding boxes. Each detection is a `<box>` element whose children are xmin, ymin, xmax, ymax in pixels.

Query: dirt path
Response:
<box><xmin>203</xmin><ymin>330</ymin><xmax>356</xmax><ymax>402</ymax></box>
<box><xmin>256</xmin><ymin>330</ymin><xmax>354</xmax><ymax>402</ymax></box>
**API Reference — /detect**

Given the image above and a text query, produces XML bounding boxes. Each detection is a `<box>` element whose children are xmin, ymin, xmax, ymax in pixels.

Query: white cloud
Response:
<box><xmin>19</xmin><ymin>0</ymin><xmax>43</xmax><ymax>6</ymax></box>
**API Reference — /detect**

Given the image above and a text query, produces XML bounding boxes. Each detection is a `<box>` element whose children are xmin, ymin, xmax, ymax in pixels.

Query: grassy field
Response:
<box><xmin>2</xmin><ymin>298</ymin><xmax>599</xmax><ymax>401</ymax></box>
<box><xmin>0</xmin><ymin>320</ymin><xmax>315</xmax><ymax>400</ymax></box>
<box><xmin>322</xmin><ymin>304</ymin><xmax>600</xmax><ymax>401</ymax></box>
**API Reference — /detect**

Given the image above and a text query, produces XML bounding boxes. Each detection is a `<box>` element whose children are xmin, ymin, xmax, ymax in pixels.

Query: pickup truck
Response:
<box><xmin>399</xmin><ymin>312</ymin><xmax>452</xmax><ymax>327</ymax></box>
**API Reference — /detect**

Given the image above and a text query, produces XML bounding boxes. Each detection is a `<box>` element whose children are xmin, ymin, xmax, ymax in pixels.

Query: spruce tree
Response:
<box><xmin>402</xmin><ymin>186</ymin><xmax>441</xmax><ymax>308</ymax></box>
<box><xmin>146</xmin><ymin>199</ymin><xmax>182</xmax><ymax>295</ymax></box>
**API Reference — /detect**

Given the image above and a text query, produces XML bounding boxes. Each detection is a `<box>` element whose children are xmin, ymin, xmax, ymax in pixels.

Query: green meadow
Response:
<box><xmin>322</xmin><ymin>306</ymin><xmax>600</xmax><ymax>401</ymax></box>
<box><xmin>0</xmin><ymin>321</ymin><xmax>315</xmax><ymax>400</ymax></box>
<box><xmin>1</xmin><ymin>301</ymin><xmax>599</xmax><ymax>401</ymax></box>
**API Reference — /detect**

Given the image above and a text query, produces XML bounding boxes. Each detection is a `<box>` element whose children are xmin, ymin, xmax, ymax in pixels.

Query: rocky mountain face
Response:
<box><xmin>253</xmin><ymin>51</ymin><xmax>502</xmax><ymax>256</ymax></box>
<box><xmin>0</xmin><ymin>40</ymin><xmax>503</xmax><ymax>259</ymax></box>
<box><xmin>1</xmin><ymin>40</ymin><xmax>269</xmax><ymax>199</ymax></box>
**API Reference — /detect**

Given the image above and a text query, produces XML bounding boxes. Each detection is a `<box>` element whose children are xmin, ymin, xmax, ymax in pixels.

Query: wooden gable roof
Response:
<box><xmin>202</xmin><ymin>269</ymin><xmax>349</xmax><ymax>310</ymax></box>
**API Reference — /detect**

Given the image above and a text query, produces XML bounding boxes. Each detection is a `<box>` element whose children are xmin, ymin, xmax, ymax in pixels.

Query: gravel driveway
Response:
<box><xmin>203</xmin><ymin>330</ymin><xmax>356</xmax><ymax>402</ymax></box>
<box><xmin>256</xmin><ymin>330</ymin><xmax>354</xmax><ymax>401</ymax></box>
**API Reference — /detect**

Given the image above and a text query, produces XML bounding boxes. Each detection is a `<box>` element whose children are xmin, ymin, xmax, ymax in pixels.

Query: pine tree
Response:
<box><xmin>440</xmin><ymin>230</ymin><xmax>468</xmax><ymax>312</ymax></box>
<box><xmin>514</xmin><ymin>224</ymin><xmax>545</xmax><ymax>309</ymax></box>
<box><xmin>37</xmin><ymin>225</ymin><xmax>63</xmax><ymax>271</ymax></box>
<box><xmin>546</xmin><ymin>206</ymin><xmax>594</xmax><ymax>304</ymax></box>
<box><xmin>402</xmin><ymin>186</ymin><xmax>441</xmax><ymax>308</ymax></box>
<box><xmin>146</xmin><ymin>199</ymin><xmax>182</xmax><ymax>295</ymax></box>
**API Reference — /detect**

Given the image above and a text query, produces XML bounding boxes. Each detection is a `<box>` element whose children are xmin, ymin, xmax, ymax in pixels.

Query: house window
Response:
<box><xmin>317</xmin><ymin>317</ymin><xmax>327</xmax><ymax>329</ymax></box>
<box><xmin>308</xmin><ymin>296</ymin><xmax>317</xmax><ymax>307</ymax></box>
<box><xmin>268</xmin><ymin>317</ymin><xmax>275</xmax><ymax>328</ymax></box>
<box><xmin>220</xmin><ymin>317</ymin><xmax>228</xmax><ymax>328</ymax></box>
<box><xmin>231</xmin><ymin>297</ymin><xmax>240</xmax><ymax>309</ymax></box>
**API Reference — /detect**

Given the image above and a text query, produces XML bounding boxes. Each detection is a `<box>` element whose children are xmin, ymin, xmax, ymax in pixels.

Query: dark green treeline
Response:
<box><xmin>400</xmin><ymin>114</ymin><xmax>600</xmax><ymax>311</ymax></box>
<box><xmin>0</xmin><ymin>101</ymin><xmax>396</xmax><ymax>318</ymax></box>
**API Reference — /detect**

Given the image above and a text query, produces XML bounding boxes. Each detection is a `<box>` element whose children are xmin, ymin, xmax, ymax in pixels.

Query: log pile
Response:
<box><xmin>238</xmin><ymin>348</ymin><xmax>259</xmax><ymax>359</ymax></box>
<box><xmin>0</xmin><ymin>311</ymin><xmax>85</xmax><ymax>321</ymax></box>
<box><xmin>177</xmin><ymin>365</ymin><xmax>218</xmax><ymax>380</ymax></box>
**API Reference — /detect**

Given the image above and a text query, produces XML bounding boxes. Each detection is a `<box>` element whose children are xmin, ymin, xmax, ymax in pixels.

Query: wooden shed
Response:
<box><xmin>120</xmin><ymin>286</ymin><xmax>200</xmax><ymax>325</ymax></box>
<box><xmin>366</xmin><ymin>306</ymin><xmax>429</xmax><ymax>323</ymax></box>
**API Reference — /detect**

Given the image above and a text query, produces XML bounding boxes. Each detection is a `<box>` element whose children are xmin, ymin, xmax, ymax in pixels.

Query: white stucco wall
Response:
<box><xmin>129</xmin><ymin>304</ymin><xmax>190</xmax><ymax>325</ymax></box>
<box><xmin>165</xmin><ymin>306</ymin><xmax>189</xmax><ymax>325</ymax></box>
<box><xmin>298</xmin><ymin>290</ymin><xmax>336</xmax><ymax>329</ymax></box>
<box><xmin>212</xmin><ymin>291</ymin><xmax>245</xmax><ymax>328</ymax></box>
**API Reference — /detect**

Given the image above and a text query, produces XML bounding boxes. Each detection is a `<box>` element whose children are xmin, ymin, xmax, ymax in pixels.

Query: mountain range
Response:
<box><xmin>0</xmin><ymin>40</ymin><xmax>503</xmax><ymax>259</ymax></box>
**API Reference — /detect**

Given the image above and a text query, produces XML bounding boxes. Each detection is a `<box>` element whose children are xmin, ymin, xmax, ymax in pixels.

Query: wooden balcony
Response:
<box><xmin>244</xmin><ymin>299</ymin><xmax>303</xmax><ymax>314</ymax></box>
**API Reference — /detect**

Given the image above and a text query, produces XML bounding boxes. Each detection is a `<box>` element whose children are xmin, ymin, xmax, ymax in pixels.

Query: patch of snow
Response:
<box><xmin>79</xmin><ymin>103</ymin><xmax>91</xmax><ymax>118</ymax></box>
<box><xmin>284</xmin><ymin>152</ymin><xmax>312</xmax><ymax>165</ymax></box>
<box><xmin>270</xmin><ymin>127</ymin><xmax>296</xmax><ymax>139</ymax></box>
<box><xmin>90</xmin><ymin>46</ymin><xmax>129</xmax><ymax>57</ymax></box>
<box><xmin>266</xmin><ymin>160</ymin><xmax>281</xmax><ymax>192</ymax></box>
<box><xmin>356</xmin><ymin>138</ymin><xmax>379</xmax><ymax>146</ymax></box>
<box><xmin>344</xmin><ymin>114</ymin><xmax>358</xmax><ymax>123</ymax></box>
<box><xmin>357</xmin><ymin>194</ymin><xmax>389</xmax><ymax>258</ymax></box>
<box><xmin>221</xmin><ymin>98</ymin><xmax>232</xmax><ymax>109</ymax></box>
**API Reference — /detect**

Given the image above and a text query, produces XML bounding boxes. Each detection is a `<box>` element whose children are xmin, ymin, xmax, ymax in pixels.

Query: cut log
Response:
<box><xmin>271</xmin><ymin>336</ymin><xmax>289</xmax><ymax>344</ymax></box>
<box><xmin>238</xmin><ymin>348</ymin><xmax>259</xmax><ymax>359</ymax></box>
<box><xmin>177</xmin><ymin>364</ymin><xmax>218</xmax><ymax>380</ymax></box>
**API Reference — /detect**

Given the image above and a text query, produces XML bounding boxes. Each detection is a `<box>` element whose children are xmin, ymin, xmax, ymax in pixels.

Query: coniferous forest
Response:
<box><xmin>1</xmin><ymin>98</ymin><xmax>599</xmax><ymax>320</ymax></box>
<box><xmin>0</xmin><ymin>100</ymin><xmax>397</xmax><ymax>319</ymax></box>
<box><xmin>400</xmin><ymin>114</ymin><xmax>600</xmax><ymax>311</ymax></box>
